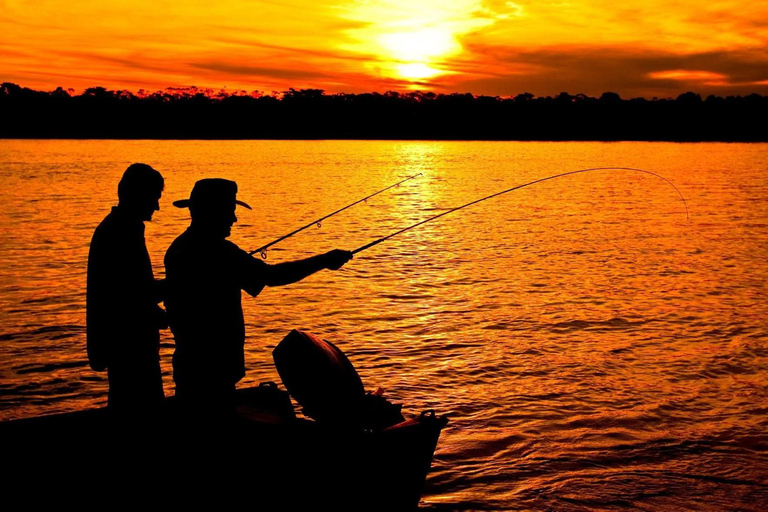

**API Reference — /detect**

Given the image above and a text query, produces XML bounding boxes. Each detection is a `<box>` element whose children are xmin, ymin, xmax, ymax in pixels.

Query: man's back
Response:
<box><xmin>87</xmin><ymin>207</ymin><xmax>160</xmax><ymax>370</ymax></box>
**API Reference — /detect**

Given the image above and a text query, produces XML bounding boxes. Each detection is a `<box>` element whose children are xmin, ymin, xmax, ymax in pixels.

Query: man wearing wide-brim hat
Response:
<box><xmin>164</xmin><ymin>178</ymin><xmax>352</xmax><ymax>407</ymax></box>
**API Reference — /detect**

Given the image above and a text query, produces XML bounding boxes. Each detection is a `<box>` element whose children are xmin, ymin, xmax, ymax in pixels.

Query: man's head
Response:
<box><xmin>117</xmin><ymin>163</ymin><xmax>164</xmax><ymax>221</ymax></box>
<box><xmin>173</xmin><ymin>178</ymin><xmax>252</xmax><ymax>238</ymax></box>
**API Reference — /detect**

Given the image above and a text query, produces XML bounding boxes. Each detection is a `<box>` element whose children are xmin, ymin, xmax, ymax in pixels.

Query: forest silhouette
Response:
<box><xmin>2</xmin><ymin>83</ymin><xmax>766</xmax><ymax>141</ymax></box>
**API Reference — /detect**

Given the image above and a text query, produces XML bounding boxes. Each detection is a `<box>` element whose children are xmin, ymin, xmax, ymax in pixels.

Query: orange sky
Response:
<box><xmin>1</xmin><ymin>0</ymin><xmax>767</xmax><ymax>97</ymax></box>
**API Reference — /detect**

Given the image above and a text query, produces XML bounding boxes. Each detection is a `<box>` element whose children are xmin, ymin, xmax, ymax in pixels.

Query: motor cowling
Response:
<box><xmin>273</xmin><ymin>329</ymin><xmax>404</xmax><ymax>429</ymax></box>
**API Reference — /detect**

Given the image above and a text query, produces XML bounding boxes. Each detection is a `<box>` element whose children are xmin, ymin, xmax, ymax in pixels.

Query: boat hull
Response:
<box><xmin>3</xmin><ymin>384</ymin><xmax>447</xmax><ymax>510</ymax></box>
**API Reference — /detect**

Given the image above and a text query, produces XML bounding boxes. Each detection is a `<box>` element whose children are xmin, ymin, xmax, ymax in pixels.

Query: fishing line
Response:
<box><xmin>352</xmin><ymin>167</ymin><xmax>689</xmax><ymax>255</ymax></box>
<box><xmin>251</xmin><ymin>173</ymin><xmax>421</xmax><ymax>258</ymax></box>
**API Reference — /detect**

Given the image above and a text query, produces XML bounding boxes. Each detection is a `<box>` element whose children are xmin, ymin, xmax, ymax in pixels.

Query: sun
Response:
<box><xmin>396</xmin><ymin>63</ymin><xmax>442</xmax><ymax>80</ymax></box>
<box><xmin>339</xmin><ymin>1</ymin><xmax>493</xmax><ymax>84</ymax></box>
<box><xmin>378</xmin><ymin>27</ymin><xmax>459</xmax><ymax>79</ymax></box>
<box><xmin>379</xmin><ymin>27</ymin><xmax>459</xmax><ymax>62</ymax></box>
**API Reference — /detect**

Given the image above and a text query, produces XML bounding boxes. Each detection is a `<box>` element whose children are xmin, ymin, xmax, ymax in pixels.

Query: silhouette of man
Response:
<box><xmin>165</xmin><ymin>178</ymin><xmax>352</xmax><ymax>408</ymax></box>
<box><xmin>87</xmin><ymin>163</ymin><xmax>167</xmax><ymax>411</ymax></box>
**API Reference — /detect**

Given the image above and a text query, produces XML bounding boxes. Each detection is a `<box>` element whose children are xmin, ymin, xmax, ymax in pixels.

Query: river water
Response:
<box><xmin>1</xmin><ymin>140</ymin><xmax>767</xmax><ymax>510</ymax></box>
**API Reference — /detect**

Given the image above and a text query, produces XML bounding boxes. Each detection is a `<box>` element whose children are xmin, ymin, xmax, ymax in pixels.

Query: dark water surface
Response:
<box><xmin>1</xmin><ymin>140</ymin><xmax>767</xmax><ymax>510</ymax></box>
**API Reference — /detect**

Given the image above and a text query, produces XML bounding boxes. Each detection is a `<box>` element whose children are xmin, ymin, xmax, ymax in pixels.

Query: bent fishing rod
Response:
<box><xmin>353</xmin><ymin>167</ymin><xmax>689</xmax><ymax>255</ymax></box>
<box><xmin>250</xmin><ymin>172</ymin><xmax>421</xmax><ymax>258</ymax></box>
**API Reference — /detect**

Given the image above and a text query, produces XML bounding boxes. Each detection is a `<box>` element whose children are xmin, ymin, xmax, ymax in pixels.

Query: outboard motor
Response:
<box><xmin>273</xmin><ymin>329</ymin><xmax>404</xmax><ymax>429</ymax></box>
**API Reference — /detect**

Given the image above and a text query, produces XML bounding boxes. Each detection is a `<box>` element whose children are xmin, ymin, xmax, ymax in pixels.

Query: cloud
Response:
<box><xmin>648</xmin><ymin>70</ymin><xmax>729</xmax><ymax>83</ymax></box>
<box><xmin>191</xmin><ymin>62</ymin><xmax>332</xmax><ymax>81</ymax></box>
<box><xmin>206</xmin><ymin>36</ymin><xmax>374</xmax><ymax>63</ymax></box>
<box><xmin>446</xmin><ymin>44</ymin><xmax>768</xmax><ymax>97</ymax></box>
<box><xmin>51</xmin><ymin>50</ymin><xmax>175</xmax><ymax>74</ymax></box>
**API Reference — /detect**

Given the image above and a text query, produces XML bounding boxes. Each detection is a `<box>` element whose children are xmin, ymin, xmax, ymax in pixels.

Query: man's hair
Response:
<box><xmin>117</xmin><ymin>163</ymin><xmax>164</xmax><ymax>202</ymax></box>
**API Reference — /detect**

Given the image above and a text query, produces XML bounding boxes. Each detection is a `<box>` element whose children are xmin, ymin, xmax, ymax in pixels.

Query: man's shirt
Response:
<box><xmin>164</xmin><ymin>226</ymin><xmax>268</xmax><ymax>388</ymax></box>
<box><xmin>86</xmin><ymin>206</ymin><xmax>161</xmax><ymax>371</ymax></box>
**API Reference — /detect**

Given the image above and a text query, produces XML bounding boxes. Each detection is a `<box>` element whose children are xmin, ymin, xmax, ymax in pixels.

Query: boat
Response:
<box><xmin>2</xmin><ymin>330</ymin><xmax>448</xmax><ymax>510</ymax></box>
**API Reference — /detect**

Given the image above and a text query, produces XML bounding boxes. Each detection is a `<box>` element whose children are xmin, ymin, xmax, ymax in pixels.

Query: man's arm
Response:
<box><xmin>263</xmin><ymin>249</ymin><xmax>352</xmax><ymax>287</ymax></box>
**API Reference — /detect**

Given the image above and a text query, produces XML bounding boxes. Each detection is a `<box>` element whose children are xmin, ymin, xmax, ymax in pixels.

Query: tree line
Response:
<box><xmin>2</xmin><ymin>82</ymin><xmax>766</xmax><ymax>141</ymax></box>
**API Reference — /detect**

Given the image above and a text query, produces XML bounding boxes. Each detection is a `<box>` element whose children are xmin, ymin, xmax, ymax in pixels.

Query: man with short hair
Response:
<box><xmin>87</xmin><ymin>163</ymin><xmax>167</xmax><ymax>411</ymax></box>
<box><xmin>165</xmin><ymin>178</ymin><xmax>352</xmax><ymax>407</ymax></box>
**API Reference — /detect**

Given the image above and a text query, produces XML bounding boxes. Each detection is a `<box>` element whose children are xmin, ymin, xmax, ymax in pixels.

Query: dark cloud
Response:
<box><xmin>0</xmin><ymin>45</ymin><xmax>36</xmax><ymax>59</ymax></box>
<box><xmin>451</xmin><ymin>44</ymin><xmax>768</xmax><ymax>97</ymax></box>
<box><xmin>191</xmin><ymin>61</ymin><xmax>331</xmax><ymax>81</ymax></box>
<box><xmin>52</xmin><ymin>50</ymin><xmax>175</xmax><ymax>74</ymax></box>
<box><xmin>7</xmin><ymin>67</ymin><xmax>172</xmax><ymax>89</ymax></box>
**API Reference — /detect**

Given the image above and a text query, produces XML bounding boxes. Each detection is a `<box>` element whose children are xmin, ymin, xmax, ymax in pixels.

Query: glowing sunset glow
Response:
<box><xmin>1</xmin><ymin>0</ymin><xmax>767</xmax><ymax>97</ymax></box>
<box><xmin>649</xmin><ymin>70</ymin><xmax>730</xmax><ymax>84</ymax></box>
<box><xmin>340</xmin><ymin>0</ymin><xmax>490</xmax><ymax>82</ymax></box>
<box><xmin>649</xmin><ymin>71</ymin><xmax>728</xmax><ymax>81</ymax></box>
<box><xmin>379</xmin><ymin>28</ymin><xmax>460</xmax><ymax>63</ymax></box>
<box><xmin>376</xmin><ymin>28</ymin><xmax>457</xmax><ymax>80</ymax></box>
<box><xmin>396</xmin><ymin>63</ymin><xmax>443</xmax><ymax>81</ymax></box>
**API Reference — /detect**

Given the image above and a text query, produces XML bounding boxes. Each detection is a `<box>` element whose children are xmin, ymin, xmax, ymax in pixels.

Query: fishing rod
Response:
<box><xmin>353</xmin><ymin>167</ymin><xmax>689</xmax><ymax>255</ymax></box>
<box><xmin>251</xmin><ymin>172</ymin><xmax>421</xmax><ymax>258</ymax></box>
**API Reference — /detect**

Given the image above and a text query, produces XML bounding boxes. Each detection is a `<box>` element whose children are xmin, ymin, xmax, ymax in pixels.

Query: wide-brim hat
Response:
<box><xmin>173</xmin><ymin>178</ymin><xmax>252</xmax><ymax>210</ymax></box>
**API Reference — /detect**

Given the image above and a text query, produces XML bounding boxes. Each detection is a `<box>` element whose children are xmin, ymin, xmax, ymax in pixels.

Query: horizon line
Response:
<box><xmin>4</xmin><ymin>82</ymin><xmax>768</xmax><ymax>102</ymax></box>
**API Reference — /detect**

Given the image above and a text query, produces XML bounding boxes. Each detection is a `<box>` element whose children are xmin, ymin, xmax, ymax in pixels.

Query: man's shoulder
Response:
<box><xmin>88</xmin><ymin>209</ymin><xmax>147</xmax><ymax>273</ymax></box>
<box><xmin>165</xmin><ymin>230</ymin><xmax>193</xmax><ymax>261</ymax></box>
<box><xmin>92</xmin><ymin>210</ymin><xmax>115</xmax><ymax>237</ymax></box>
<box><xmin>223</xmin><ymin>240</ymin><xmax>269</xmax><ymax>264</ymax></box>
<box><xmin>165</xmin><ymin>231</ymin><xmax>241</xmax><ymax>259</ymax></box>
<box><xmin>222</xmin><ymin>238</ymin><xmax>247</xmax><ymax>254</ymax></box>
<box><xmin>92</xmin><ymin>208</ymin><xmax>142</xmax><ymax>241</ymax></box>
<box><xmin>218</xmin><ymin>239</ymin><xmax>263</xmax><ymax>267</ymax></box>
<box><xmin>90</xmin><ymin>209</ymin><xmax>125</xmax><ymax>249</ymax></box>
